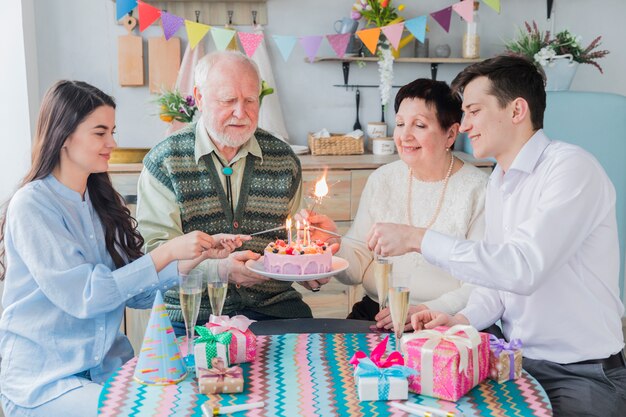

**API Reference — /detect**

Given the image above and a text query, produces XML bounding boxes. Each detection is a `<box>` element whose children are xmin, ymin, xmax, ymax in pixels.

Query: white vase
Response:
<box><xmin>543</xmin><ymin>54</ymin><xmax>579</xmax><ymax>91</ymax></box>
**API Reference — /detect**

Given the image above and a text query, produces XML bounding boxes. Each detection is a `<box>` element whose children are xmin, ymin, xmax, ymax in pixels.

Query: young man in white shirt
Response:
<box><xmin>367</xmin><ymin>54</ymin><xmax>626</xmax><ymax>416</ymax></box>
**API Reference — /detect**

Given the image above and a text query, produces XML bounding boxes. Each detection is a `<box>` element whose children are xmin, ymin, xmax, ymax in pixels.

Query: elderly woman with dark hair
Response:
<box><xmin>336</xmin><ymin>78</ymin><xmax>488</xmax><ymax>330</ymax></box>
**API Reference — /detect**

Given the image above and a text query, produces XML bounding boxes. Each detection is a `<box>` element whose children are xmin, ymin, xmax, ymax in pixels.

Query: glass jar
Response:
<box><xmin>462</xmin><ymin>1</ymin><xmax>480</xmax><ymax>59</ymax></box>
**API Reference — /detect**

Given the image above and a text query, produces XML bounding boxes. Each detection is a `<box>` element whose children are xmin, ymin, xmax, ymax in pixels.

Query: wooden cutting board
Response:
<box><xmin>118</xmin><ymin>16</ymin><xmax>143</xmax><ymax>86</ymax></box>
<box><xmin>148</xmin><ymin>37</ymin><xmax>181</xmax><ymax>93</ymax></box>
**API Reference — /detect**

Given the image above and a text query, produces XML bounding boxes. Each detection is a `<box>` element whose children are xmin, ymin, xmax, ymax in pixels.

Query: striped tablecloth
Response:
<box><xmin>98</xmin><ymin>333</ymin><xmax>552</xmax><ymax>416</ymax></box>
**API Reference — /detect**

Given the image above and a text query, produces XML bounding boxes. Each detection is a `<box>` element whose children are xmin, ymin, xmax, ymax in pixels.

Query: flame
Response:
<box><xmin>286</xmin><ymin>217</ymin><xmax>292</xmax><ymax>229</ymax></box>
<box><xmin>314</xmin><ymin>174</ymin><xmax>329</xmax><ymax>198</ymax></box>
<box><xmin>296</xmin><ymin>220</ymin><xmax>300</xmax><ymax>230</ymax></box>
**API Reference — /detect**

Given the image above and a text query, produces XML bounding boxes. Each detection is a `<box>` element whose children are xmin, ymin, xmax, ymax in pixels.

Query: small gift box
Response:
<box><xmin>402</xmin><ymin>325</ymin><xmax>490</xmax><ymax>402</ymax></box>
<box><xmin>488</xmin><ymin>335</ymin><xmax>523</xmax><ymax>383</ymax></box>
<box><xmin>350</xmin><ymin>336</ymin><xmax>417</xmax><ymax>402</ymax></box>
<box><xmin>197</xmin><ymin>358</ymin><xmax>244</xmax><ymax>394</ymax></box>
<box><xmin>354</xmin><ymin>358</ymin><xmax>417</xmax><ymax>401</ymax></box>
<box><xmin>207</xmin><ymin>314</ymin><xmax>257</xmax><ymax>364</ymax></box>
<box><xmin>194</xmin><ymin>325</ymin><xmax>230</xmax><ymax>370</ymax></box>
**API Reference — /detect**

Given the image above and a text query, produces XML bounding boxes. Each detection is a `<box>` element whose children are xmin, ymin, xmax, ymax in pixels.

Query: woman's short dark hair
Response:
<box><xmin>0</xmin><ymin>81</ymin><xmax>143</xmax><ymax>279</ymax></box>
<box><xmin>451</xmin><ymin>54</ymin><xmax>546</xmax><ymax>130</ymax></box>
<box><xmin>394</xmin><ymin>78</ymin><xmax>462</xmax><ymax>130</ymax></box>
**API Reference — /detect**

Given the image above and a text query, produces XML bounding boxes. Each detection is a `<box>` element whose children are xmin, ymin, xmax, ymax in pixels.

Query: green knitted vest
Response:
<box><xmin>143</xmin><ymin>124</ymin><xmax>312</xmax><ymax>323</ymax></box>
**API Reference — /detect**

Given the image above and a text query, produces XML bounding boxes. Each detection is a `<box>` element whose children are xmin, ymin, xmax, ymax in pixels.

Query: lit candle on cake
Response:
<box><xmin>303</xmin><ymin>220</ymin><xmax>310</xmax><ymax>246</ymax></box>
<box><xmin>296</xmin><ymin>220</ymin><xmax>302</xmax><ymax>245</ymax></box>
<box><xmin>286</xmin><ymin>217</ymin><xmax>292</xmax><ymax>246</ymax></box>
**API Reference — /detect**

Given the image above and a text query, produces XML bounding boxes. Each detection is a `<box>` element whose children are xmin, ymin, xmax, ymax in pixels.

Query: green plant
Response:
<box><xmin>505</xmin><ymin>21</ymin><xmax>610</xmax><ymax>73</ymax></box>
<box><xmin>157</xmin><ymin>90</ymin><xmax>197</xmax><ymax>123</ymax></box>
<box><xmin>351</xmin><ymin>0</ymin><xmax>405</xmax><ymax>28</ymax></box>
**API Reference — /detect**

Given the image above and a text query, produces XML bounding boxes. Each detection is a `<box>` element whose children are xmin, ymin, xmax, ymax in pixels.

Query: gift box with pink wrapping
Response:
<box><xmin>488</xmin><ymin>335</ymin><xmax>523</xmax><ymax>383</ymax></box>
<box><xmin>401</xmin><ymin>325</ymin><xmax>490</xmax><ymax>402</ymax></box>
<box><xmin>206</xmin><ymin>314</ymin><xmax>257</xmax><ymax>364</ymax></box>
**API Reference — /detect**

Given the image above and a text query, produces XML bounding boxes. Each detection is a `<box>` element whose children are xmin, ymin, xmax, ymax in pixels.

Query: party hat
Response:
<box><xmin>133</xmin><ymin>290</ymin><xmax>187</xmax><ymax>385</ymax></box>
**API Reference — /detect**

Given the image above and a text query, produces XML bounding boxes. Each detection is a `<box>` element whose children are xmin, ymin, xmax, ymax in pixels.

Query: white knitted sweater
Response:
<box><xmin>336</xmin><ymin>159</ymin><xmax>488</xmax><ymax>314</ymax></box>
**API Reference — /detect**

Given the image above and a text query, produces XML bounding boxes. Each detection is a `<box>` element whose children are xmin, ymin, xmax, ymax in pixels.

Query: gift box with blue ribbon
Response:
<box><xmin>350</xmin><ymin>336</ymin><xmax>417</xmax><ymax>402</ymax></box>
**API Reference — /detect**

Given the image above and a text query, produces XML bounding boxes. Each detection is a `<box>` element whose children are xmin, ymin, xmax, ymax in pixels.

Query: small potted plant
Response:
<box><xmin>505</xmin><ymin>21</ymin><xmax>609</xmax><ymax>90</ymax></box>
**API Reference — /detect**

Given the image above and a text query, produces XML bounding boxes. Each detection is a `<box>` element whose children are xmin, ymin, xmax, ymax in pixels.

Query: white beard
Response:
<box><xmin>205</xmin><ymin>121</ymin><xmax>255</xmax><ymax>148</ymax></box>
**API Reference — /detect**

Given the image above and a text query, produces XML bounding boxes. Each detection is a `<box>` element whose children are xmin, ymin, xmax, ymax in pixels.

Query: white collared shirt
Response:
<box><xmin>423</xmin><ymin>130</ymin><xmax>624</xmax><ymax>362</ymax></box>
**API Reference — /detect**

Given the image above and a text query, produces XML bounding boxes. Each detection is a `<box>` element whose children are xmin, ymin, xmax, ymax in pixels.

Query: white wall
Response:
<box><xmin>31</xmin><ymin>0</ymin><xmax>626</xmax><ymax>149</ymax></box>
<box><xmin>0</xmin><ymin>0</ymin><xmax>37</xmax><ymax>202</ymax></box>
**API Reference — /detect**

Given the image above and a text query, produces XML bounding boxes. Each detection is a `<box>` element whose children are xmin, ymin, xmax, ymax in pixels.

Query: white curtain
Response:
<box><xmin>252</xmin><ymin>25</ymin><xmax>290</xmax><ymax>142</ymax></box>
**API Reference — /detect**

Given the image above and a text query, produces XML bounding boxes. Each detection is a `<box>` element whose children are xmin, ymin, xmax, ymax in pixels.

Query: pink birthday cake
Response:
<box><xmin>263</xmin><ymin>239</ymin><xmax>332</xmax><ymax>275</ymax></box>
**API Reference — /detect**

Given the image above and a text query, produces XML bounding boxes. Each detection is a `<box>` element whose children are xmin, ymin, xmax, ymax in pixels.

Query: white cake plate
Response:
<box><xmin>245</xmin><ymin>256</ymin><xmax>349</xmax><ymax>282</ymax></box>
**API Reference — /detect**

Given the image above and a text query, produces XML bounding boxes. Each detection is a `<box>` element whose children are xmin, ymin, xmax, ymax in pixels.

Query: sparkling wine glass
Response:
<box><xmin>388</xmin><ymin>272</ymin><xmax>410</xmax><ymax>350</ymax></box>
<box><xmin>374</xmin><ymin>255</ymin><xmax>392</xmax><ymax>311</ymax></box>
<box><xmin>179</xmin><ymin>269</ymin><xmax>203</xmax><ymax>371</ymax></box>
<box><xmin>207</xmin><ymin>272</ymin><xmax>228</xmax><ymax>317</ymax></box>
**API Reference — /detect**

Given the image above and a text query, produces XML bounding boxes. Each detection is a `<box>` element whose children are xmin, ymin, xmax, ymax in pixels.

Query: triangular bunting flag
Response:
<box><xmin>184</xmin><ymin>20</ymin><xmax>210</xmax><ymax>49</ymax></box>
<box><xmin>161</xmin><ymin>12</ymin><xmax>184</xmax><ymax>40</ymax></box>
<box><xmin>482</xmin><ymin>0</ymin><xmax>501</xmax><ymax>13</ymax></box>
<box><xmin>133</xmin><ymin>291</ymin><xmax>187</xmax><ymax>385</ymax></box>
<box><xmin>211</xmin><ymin>27</ymin><xmax>237</xmax><ymax>51</ymax></box>
<box><xmin>116</xmin><ymin>0</ymin><xmax>137</xmax><ymax>21</ymax></box>
<box><xmin>238</xmin><ymin>32</ymin><xmax>264</xmax><ymax>57</ymax></box>
<box><xmin>272</xmin><ymin>35</ymin><xmax>298</xmax><ymax>62</ymax></box>
<box><xmin>326</xmin><ymin>33</ymin><xmax>351</xmax><ymax>58</ymax></box>
<box><xmin>404</xmin><ymin>16</ymin><xmax>428</xmax><ymax>43</ymax></box>
<box><xmin>137</xmin><ymin>1</ymin><xmax>161</xmax><ymax>32</ymax></box>
<box><xmin>356</xmin><ymin>27</ymin><xmax>381</xmax><ymax>55</ymax></box>
<box><xmin>431</xmin><ymin>6</ymin><xmax>453</xmax><ymax>32</ymax></box>
<box><xmin>299</xmin><ymin>35</ymin><xmax>323</xmax><ymax>63</ymax></box>
<box><xmin>453</xmin><ymin>0</ymin><xmax>475</xmax><ymax>23</ymax></box>
<box><xmin>381</xmin><ymin>23</ymin><xmax>405</xmax><ymax>51</ymax></box>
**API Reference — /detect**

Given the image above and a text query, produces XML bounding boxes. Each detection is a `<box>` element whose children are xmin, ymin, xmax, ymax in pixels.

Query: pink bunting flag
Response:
<box><xmin>430</xmin><ymin>6</ymin><xmax>453</xmax><ymax>32</ymax></box>
<box><xmin>381</xmin><ymin>22</ymin><xmax>405</xmax><ymax>50</ymax></box>
<box><xmin>299</xmin><ymin>35</ymin><xmax>323</xmax><ymax>63</ymax></box>
<box><xmin>237</xmin><ymin>32</ymin><xmax>264</xmax><ymax>57</ymax></box>
<box><xmin>452</xmin><ymin>0</ymin><xmax>474</xmax><ymax>23</ymax></box>
<box><xmin>326</xmin><ymin>33</ymin><xmax>351</xmax><ymax>58</ymax></box>
<box><xmin>161</xmin><ymin>12</ymin><xmax>184</xmax><ymax>40</ymax></box>
<box><xmin>137</xmin><ymin>1</ymin><xmax>161</xmax><ymax>32</ymax></box>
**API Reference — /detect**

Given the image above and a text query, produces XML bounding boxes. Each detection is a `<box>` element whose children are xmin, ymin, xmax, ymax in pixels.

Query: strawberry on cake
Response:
<box><xmin>263</xmin><ymin>239</ymin><xmax>332</xmax><ymax>275</ymax></box>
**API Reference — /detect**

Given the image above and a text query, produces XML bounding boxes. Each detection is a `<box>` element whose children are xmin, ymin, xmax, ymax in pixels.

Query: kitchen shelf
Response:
<box><xmin>310</xmin><ymin>56</ymin><xmax>482</xmax><ymax>82</ymax></box>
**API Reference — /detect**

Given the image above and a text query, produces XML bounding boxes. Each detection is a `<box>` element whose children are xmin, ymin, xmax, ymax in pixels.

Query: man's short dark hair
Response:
<box><xmin>394</xmin><ymin>78</ymin><xmax>462</xmax><ymax>130</ymax></box>
<box><xmin>451</xmin><ymin>54</ymin><xmax>546</xmax><ymax>130</ymax></box>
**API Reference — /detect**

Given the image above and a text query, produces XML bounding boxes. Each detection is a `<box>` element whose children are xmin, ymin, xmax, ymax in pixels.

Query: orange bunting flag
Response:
<box><xmin>453</xmin><ymin>0</ymin><xmax>475</xmax><ymax>23</ymax></box>
<box><xmin>237</xmin><ymin>32</ymin><xmax>264</xmax><ymax>57</ymax></box>
<box><xmin>184</xmin><ymin>20</ymin><xmax>210</xmax><ymax>49</ymax></box>
<box><xmin>356</xmin><ymin>27</ymin><xmax>381</xmax><ymax>55</ymax></box>
<box><xmin>137</xmin><ymin>1</ymin><xmax>161</xmax><ymax>32</ymax></box>
<box><xmin>381</xmin><ymin>22</ymin><xmax>405</xmax><ymax>50</ymax></box>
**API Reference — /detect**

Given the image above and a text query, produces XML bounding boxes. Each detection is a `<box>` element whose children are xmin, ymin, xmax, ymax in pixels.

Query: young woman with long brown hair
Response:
<box><xmin>0</xmin><ymin>80</ymin><xmax>245</xmax><ymax>416</ymax></box>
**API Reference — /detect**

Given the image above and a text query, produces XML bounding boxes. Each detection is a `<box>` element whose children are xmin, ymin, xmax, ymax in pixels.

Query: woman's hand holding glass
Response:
<box><xmin>374</xmin><ymin>303</ymin><xmax>428</xmax><ymax>331</ymax></box>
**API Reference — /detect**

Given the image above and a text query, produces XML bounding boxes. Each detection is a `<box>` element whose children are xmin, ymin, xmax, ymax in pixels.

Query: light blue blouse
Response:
<box><xmin>0</xmin><ymin>175</ymin><xmax>179</xmax><ymax>407</ymax></box>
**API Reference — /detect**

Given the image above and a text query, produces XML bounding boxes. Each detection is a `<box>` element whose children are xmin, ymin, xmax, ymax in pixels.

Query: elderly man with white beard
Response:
<box><xmin>137</xmin><ymin>51</ymin><xmax>336</xmax><ymax>334</ymax></box>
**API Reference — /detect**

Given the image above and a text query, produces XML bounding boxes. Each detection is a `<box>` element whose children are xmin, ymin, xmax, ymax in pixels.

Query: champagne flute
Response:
<box><xmin>179</xmin><ymin>269</ymin><xmax>203</xmax><ymax>371</ymax></box>
<box><xmin>374</xmin><ymin>255</ymin><xmax>392</xmax><ymax>311</ymax></box>
<box><xmin>388</xmin><ymin>272</ymin><xmax>410</xmax><ymax>350</ymax></box>
<box><xmin>207</xmin><ymin>272</ymin><xmax>228</xmax><ymax>317</ymax></box>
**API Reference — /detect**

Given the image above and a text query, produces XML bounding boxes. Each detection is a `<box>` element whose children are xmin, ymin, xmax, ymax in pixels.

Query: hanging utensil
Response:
<box><xmin>353</xmin><ymin>88</ymin><xmax>362</xmax><ymax>130</ymax></box>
